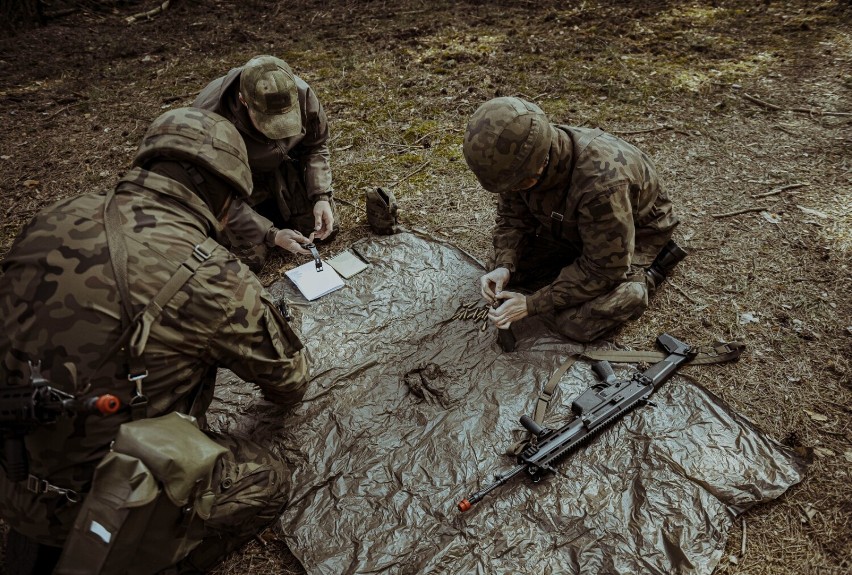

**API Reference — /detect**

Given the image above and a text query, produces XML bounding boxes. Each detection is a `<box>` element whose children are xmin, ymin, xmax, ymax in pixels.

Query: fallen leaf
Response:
<box><xmin>803</xmin><ymin>409</ymin><xmax>829</xmax><ymax>423</ymax></box>
<box><xmin>798</xmin><ymin>503</ymin><xmax>818</xmax><ymax>523</ymax></box>
<box><xmin>796</xmin><ymin>205</ymin><xmax>829</xmax><ymax>219</ymax></box>
<box><xmin>844</xmin><ymin>451</ymin><xmax>852</xmax><ymax>463</ymax></box>
<box><xmin>760</xmin><ymin>211</ymin><xmax>781</xmax><ymax>224</ymax></box>
<box><xmin>813</xmin><ymin>447</ymin><xmax>835</xmax><ymax>458</ymax></box>
<box><xmin>23</xmin><ymin>179</ymin><xmax>39</xmax><ymax>188</ymax></box>
<box><xmin>738</xmin><ymin>312</ymin><xmax>760</xmax><ymax>325</ymax></box>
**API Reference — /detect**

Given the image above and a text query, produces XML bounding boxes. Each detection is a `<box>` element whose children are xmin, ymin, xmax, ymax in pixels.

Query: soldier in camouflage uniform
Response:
<box><xmin>0</xmin><ymin>108</ymin><xmax>310</xmax><ymax>573</ymax></box>
<box><xmin>463</xmin><ymin>97</ymin><xmax>683</xmax><ymax>343</ymax></box>
<box><xmin>194</xmin><ymin>55</ymin><xmax>338</xmax><ymax>270</ymax></box>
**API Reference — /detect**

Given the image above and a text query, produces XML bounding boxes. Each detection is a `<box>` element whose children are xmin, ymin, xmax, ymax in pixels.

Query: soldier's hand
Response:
<box><xmin>488</xmin><ymin>291</ymin><xmax>528</xmax><ymax>329</ymax></box>
<box><xmin>274</xmin><ymin>229</ymin><xmax>314</xmax><ymax>256</ymax></box>
<box><xmin>313</xmin><ymin>200</ymin><xmax>334</xmax><ymax>240</ymax></box>
<box><xmin>480</xmin><ymin>267</ymin><xmax>511</xmax><ymax>304</ymax></box>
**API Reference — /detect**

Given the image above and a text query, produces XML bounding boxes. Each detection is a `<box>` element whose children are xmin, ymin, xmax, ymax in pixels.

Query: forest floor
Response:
<box><xmin>0</xmin><ymin>1</ymin><xmax>849</xmax><ymax>574</ymax></box>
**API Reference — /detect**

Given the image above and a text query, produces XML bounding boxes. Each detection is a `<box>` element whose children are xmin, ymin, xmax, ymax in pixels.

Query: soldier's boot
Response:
<box><xmin>645</xmin><ymin>239</ymin><xmax>688</xmax><ymax>288</ymax></box>
<box><xmin>365</xmin><ymin>187</ymin><xmax>399</xmax><ymax>235</ymax></box>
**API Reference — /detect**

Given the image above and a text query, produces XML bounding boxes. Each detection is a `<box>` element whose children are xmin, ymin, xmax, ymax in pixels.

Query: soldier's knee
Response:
<box><xmin>551</xmin><ymin>281</ymin><xmax>649</xmax><ymax>342</ymax></box>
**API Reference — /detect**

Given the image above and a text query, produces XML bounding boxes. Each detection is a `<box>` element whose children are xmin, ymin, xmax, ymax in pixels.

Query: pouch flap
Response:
<box><xmin>112</xmin><ymin>412</ymin><xmax>228</xmax><ymax>507</ymax></box>
<box><xmin>91</xmin><ymin>452</ymin><xmax>160</xmax><ymax>508</ymax></box>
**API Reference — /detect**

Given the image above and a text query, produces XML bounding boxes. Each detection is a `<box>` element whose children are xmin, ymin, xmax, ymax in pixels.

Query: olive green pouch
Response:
<box><xmin>365</xmin><ymin>187</ymin><xmax>399</xmax><ymax>235</ymax></box>
<box><xmin>54</xmin><ymin>412</ymin><xmax>227</xmax><ymax>575</ymax></box>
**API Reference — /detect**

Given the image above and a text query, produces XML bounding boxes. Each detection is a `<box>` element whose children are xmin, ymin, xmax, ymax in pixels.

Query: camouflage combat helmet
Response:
<box><xmin>133</xmin><ymin>107</ymin><xmax>253</xmax><ymax>198</ymax></box>
<box><xmin>463</xmin><ymin>97</ymin><xmax>553</xmax><ymax>193</ymax></box>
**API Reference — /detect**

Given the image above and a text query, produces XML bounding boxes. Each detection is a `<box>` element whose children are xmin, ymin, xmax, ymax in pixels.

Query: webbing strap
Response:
<box><xmin>550</xmin><ymin>128</ymin><xmax>603</xmax><ymax>241</ymax></box>
<box><xmin>127</xmin><ymin>237</ymin><xmax>218</xmax><ymax>361</ymax></box>
<box><xmin>581</xmin><ymin>341</ymin><xmax>745</xmax><ymax>366</ymax></box>
<box><xmin>104</xmin><ymin>189</ymin><xmax>144</xmax><ymax>379</ymax></box>
<box><xmin>99</xmin><ymin>189</ymin><xmax>218</xmax><ymax>418</ymax></box>
<box><xmin>532</xmin><ymin>355</ymin><xmax>580</xmax><ymax>424</ymax></box>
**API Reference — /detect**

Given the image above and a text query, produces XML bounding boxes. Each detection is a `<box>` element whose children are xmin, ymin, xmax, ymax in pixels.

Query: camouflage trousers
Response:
<box><xmin>2</xmin><ymin>432</ymin><xmax>290</xmax><ymax>574</ymax></box>
<box><xmin>167</xmin><ymin>432</ymin><xmax>291</xmax><ymax>573</ymax></box>
<box><xmin>505</xmin><ymin>236</ymin><xmax>657</xmax><ymax>343</ymax></box>
<box><xmin>227</xmin><ymin>159</ymin><xmax>339</xmax><ymax>271</ymax></box>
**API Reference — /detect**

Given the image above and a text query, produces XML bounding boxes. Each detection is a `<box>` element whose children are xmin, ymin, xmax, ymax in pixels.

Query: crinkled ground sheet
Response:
<box><xmin>209</xmin><ymin>231</ymin><xmax>804</xmax><ymax>575</ymax></box>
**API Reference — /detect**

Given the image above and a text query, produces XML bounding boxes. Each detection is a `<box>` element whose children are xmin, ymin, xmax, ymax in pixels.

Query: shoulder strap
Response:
<box><xmin>99</xmin><ymin>189</ymin><xmax>219</xmax><ymax>419</ymax></box>
<box><xmin>550</xmin><ymin>128</ymin><xmax>603</xmax><ymax>240</ymax></box>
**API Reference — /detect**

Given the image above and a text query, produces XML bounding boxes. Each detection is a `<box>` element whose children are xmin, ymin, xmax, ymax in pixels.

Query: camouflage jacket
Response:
<box><xmin>494</xmin><ymin>126</ymin><xmax>679</xmax><ymax>316</ymax></box>
<box><xmin>194</xmin><ymin>66</ymin><xmax>332</xmax><ymax>246</ymax></box>
<box><xmin>0</xmin><ymin>168</ymin><xmax>309</xmax><ymax>545</ymax></box>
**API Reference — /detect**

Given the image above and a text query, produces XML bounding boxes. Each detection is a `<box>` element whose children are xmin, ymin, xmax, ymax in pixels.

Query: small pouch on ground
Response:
<box><xmin>365</xmin><ymin>187</ymin><xmax>399</xmax><ymax>235</ymax></box>
<box><xmin>54</xmin><ymin>412</ymin><xmax>228</xmax><ymax>575</ymax></box>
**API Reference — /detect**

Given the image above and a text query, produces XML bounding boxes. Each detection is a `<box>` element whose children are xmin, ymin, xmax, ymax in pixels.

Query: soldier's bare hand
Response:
<box><xmin>480</xmin><ymin>267</ymin><xmax>511</xmax><ymax>304</ymax></box>
<box><xmin>313</xmin><ymin>200</ymin><xmax>334</xmax><ymax>240</ymax></box>
<box><xmin>488</xmin><ymin>291</ymin><xmax>528</xmax><ymax>329</ymax></box>
<box><xmin>274</xmin><ymin>229</ymin><xmax>313</xmax><ymax>256</ymax></box>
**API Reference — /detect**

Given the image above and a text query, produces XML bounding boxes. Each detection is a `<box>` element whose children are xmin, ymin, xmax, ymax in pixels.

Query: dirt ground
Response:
<box><xmin>0</xmin><ymin>0</ymin><xmax>849</xmax><ymax>574</ymax></box>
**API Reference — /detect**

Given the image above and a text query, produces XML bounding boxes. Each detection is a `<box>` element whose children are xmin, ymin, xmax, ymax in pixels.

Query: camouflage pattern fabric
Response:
<box><xmin>491</xmin><ymin>124</ymin><xmax>679</xmax><ymax>332</ymax></box>
<box><xmin>194</xmin><ymin>64</ymin><xmax>334</xmax><ymax>258</ymax></box>
<box><xmin>365</xmin><ymin>187</ymin><xmax>399</xmax><ymax>235</ymax></box>
<box><xmin>0</xmin><ymin>167</ymin><xmax>309</xmax><ymax>548</ymax></box>
<box><xmin>463</xmin><ymin>97</ymin><xmax>552</xmax><ymax>194</ymax></box>
<box><xmin>133</xmin><ymin>107</ymin><xmax>254</xmax><ymax>199</ymax></box>
<box><xmin>170</xmin><ymin>433</ymin><xmax>292</xmax><ymax>572</ymax></box>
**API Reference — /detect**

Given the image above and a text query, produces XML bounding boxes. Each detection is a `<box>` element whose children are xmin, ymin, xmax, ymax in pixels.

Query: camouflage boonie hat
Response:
<box><xmin>240</xmin><ymin>55</ymin><xmax>302</xmax><ymax>140</ymax></box>
<box><xmin>463</xmin><ymin>97</ymin><xmax>553</xmax><ymax>193</ymax></box>
<box><xmin>133</xmin><ymin>107</ymin><xmax>253</xmax><ymax>198</ymax></box>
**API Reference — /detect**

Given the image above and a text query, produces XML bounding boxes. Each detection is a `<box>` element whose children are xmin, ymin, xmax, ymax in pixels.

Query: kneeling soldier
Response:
<box><xmin>464</xmin><ymin>97</ymin><xmax>684</xmax><ymax>343</ymax></box>
<box><xmin>0</xmin><ymin>108</ymin><xmax>310</xmax><ymax>573</ymax></box>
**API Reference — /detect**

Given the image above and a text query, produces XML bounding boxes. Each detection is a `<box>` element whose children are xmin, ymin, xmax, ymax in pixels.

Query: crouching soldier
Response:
<box><xmin>195</xmin><ymin>55</ymin><xmax>338</xmax><ymax>270</ymax></box>
<box><xmin>0</xmin><ymin>108</ymin><xmax>310</xmax><ymax>573</ymax></box>
<box><xmin>464</xmin><ymin>97</ymin><xmax>685</xmax><ymax>343</ymax></box>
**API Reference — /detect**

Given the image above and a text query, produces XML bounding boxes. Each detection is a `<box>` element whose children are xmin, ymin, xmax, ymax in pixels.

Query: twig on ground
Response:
<box><xmin>412</xmin><ymin>127</ymin><xmax>456</xmax><ymax>146</ymax></box>
<box><xmin>390</xmin><ymin>160</ymin><xmax>431</xmax><ymax>187</ymax></box>
<box><xmin>126</xmin><ymin>0</ymin><xmax>172</xmax><ymax>24</ymax></box>
<box><xmin>41</xmin><ymin>102</ymin><xmax>83</xmax><ymax>122</ymax></box>
<box><xmin>334</xmin><ymin>197</ymin><xmax>359</xmax><ymax>209</ymax></box>
<box><xmin>667</xmin><ymin>280</ymin><xmax>702</xmax><ymax>306</ymax></box>
<box><xmin>741</xmin><ymin>517</ymin><xmax>747</xmax><ymax>557</ymax></box>
<box><xmin>743</xmin><ymin>93</ymin><xmax>784</xmax><ymax>111</ymax></box>
<box><xmin>711</xmin><ymin>206</ymin><xmax>767</xmax><ymax>219</ymax></box>
<box><xmin>161</xmin><ymin>93</ymin><xmax>194</xmax><ymax>104</ymax></box>
<box><xmin>612</xmin><ymin>125</ymin><xmax>672</xmax><ymax>136</ymax></box>
<box><xmin>743</xmin><ymin>93</ymin><xmax>852</xmax><ymax>117</ymax></box>
<box><xmin>752</xmin><ymin>183</ymin><xmax>809</xmax><ymax>198</ymax></box>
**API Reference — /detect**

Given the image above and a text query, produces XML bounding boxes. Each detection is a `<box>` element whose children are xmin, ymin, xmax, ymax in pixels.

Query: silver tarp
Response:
<box><xmin>209</xmin><ymin>231</ymin><xmax>804</xmax><ymax>575</ymax></box>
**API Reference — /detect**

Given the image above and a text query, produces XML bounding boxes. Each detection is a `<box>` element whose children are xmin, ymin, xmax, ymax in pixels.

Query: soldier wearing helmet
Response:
<box><xmin>464</xmin><ymin>97</ymin><xmax>683</xmax><ymax>343</ymax></box>
<box><xmin>195</xmin><ymin>55</ymin><xmax>337</xmax><ymax>269</ymax></box>
<box><xmin>0</xmin><ymin>108</ymin><xmax>309</xmax><ymax>573</ymax></box>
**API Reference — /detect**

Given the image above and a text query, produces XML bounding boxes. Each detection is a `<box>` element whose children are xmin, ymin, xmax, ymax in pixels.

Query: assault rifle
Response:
<box><xmin>458</xmin><ymin>333</ymin><xmax>695</xmax><ymax>511</ymax></box>
<box><xmin>0</xmin><ymin>362</ymin><xmax>120</xmax><ymax>482</ymax></box>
